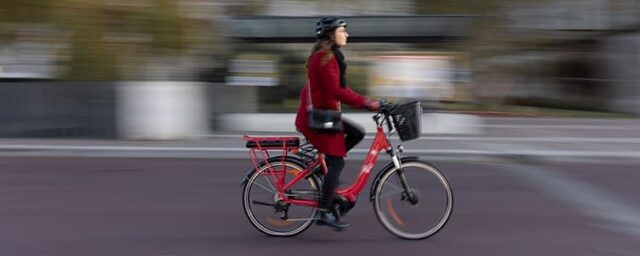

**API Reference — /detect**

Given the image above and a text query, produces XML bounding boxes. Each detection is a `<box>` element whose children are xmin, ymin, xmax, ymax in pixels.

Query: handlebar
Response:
<box><xmin>378</xmin><ymin>99</ymin><xmax>396</xmax><ymax>113</ymax></box>
<box><xmin>373</xmin><ymin>99</ymin><xmax>396</xmax><ymax>133</ymax></box>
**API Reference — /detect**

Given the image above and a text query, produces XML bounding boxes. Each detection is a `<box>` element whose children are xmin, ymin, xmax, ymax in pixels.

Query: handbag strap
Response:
<box><xmin>306</xmin><ymin>78</ymin><xmax>313</xmax><ymax>111</ymax></box>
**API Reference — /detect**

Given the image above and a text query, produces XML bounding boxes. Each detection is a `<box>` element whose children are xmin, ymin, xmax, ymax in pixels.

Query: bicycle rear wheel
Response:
<box><xmin>242</xmin><ymin>160</ymin><xmax>320</xmax><ymax>237</ymax></box>
<box><xmin>373</xmin><ymin>160</ymin><xmax>453</xmax><ymax>239</ymax></box>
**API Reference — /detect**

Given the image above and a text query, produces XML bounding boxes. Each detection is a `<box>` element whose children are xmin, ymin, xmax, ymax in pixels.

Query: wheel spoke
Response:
<box><xmin>373</xmin><ymin>161</ymin><xmax>453</xmax><ymax>240</ymax></box>
<box><xmin>379</xmin><ymin>188</ymin><xmax>404</xmax><ymax>199</ymax></box>
<box><xmin>252</xmin><ymin>176</ymin><xmax>275</xmax><ymax>193</ymax></box>
<box><xmin>243</xmin><ymin>160</ymin><xmax>320</xmax><ymax>237</ymax></box>
<box><xmin>379</xmin><ymin>180</ymin><xmax>403</xmax><ymax>199</ymax></box>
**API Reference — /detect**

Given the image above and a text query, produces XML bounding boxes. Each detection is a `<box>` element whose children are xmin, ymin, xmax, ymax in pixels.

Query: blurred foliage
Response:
<box><xmin>146</xmin><ymin>0</ymin><xmax>186</xmax><ymax>51</ymax></box>
<box><xmin>0</xmin><ymin>0</ymin><xmax>56</xmax><ymax>23</ymax></box>
<box><xmin>0</xmin><ymin>0</ymin><xmax>222</xmax><ymax>81</ymax></box>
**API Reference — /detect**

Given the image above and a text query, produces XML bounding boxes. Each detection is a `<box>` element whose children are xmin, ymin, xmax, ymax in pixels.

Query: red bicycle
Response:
<box><xmin>241</xmin><ymin>101</ymin><xmax>453</xmax><ymax>239</ymax></box>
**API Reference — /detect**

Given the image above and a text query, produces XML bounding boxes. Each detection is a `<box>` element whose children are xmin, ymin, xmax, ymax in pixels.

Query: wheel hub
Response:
<box><xmin>401</xmin><ymin>189</ymin><xmax>420</xmax><ymax>207</ymax></box>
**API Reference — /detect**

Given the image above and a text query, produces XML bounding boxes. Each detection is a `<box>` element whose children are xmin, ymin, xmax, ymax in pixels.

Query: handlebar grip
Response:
<box><xmin>379</xmin><ymin>99</ymin><xmax>395</xmax><ymax>112</ymax></box>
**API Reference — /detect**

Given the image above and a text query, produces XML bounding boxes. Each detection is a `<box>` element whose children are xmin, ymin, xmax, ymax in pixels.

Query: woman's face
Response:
<box><xmin>333</xmin><ymin>26</ymin><xmax>349</xmax><ymax>47</ymax></box>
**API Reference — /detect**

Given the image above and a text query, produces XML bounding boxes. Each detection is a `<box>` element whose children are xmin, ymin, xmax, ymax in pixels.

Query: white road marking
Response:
<box><xmin>481</xmin><ymin>124</ymin><xmax>640</xmax><ymax>130</ymax></box>
<box><xmin>0</xmin><ymin>145</ymin><xmax>246</xmax><ymax>152</ymax></box>
<box><xmin>207</xmin><ymin>134</ymin><xmax>640</xmax><ymax>143</ymax></box>
<box><xmin>1</xmin><ymin>144</ymin><xmax>639</xmax><ymax>158</ymax></box>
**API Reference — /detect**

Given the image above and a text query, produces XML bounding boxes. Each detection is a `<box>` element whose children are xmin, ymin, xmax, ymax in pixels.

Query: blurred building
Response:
<box><xmin>216</xmin><ymin>14</ymin><xmax>474</xmax><ymax>116</ymax></box>
<box><xmin>214</xmin><ymin>0</ymin><xmax>415</xmax><ymax>16</ymax></box>
<box><xmin>0</xmin><ymin>25</ymin><xmax>68</xmax><ymax>79</ymax></box>
<box><xmin>489</xmin><ymin>0</ymin><xmax>640</xmax><ymax>114</ymax></box>
<box><xmin>1</xmin><ymin>0</ymin><xmax>639</xmax><ymax>139</ymax></box>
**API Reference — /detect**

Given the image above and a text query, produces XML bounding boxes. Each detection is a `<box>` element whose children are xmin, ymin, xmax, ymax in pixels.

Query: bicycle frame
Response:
<box><xmin>241</xmin><ymin>102</ymin><xmax>454</xmax><ymax>240</ymax></box>
<box><xmin>274</xmin><ymin>124</ymin><xmax>394</xmax><ymax>207</ymax></box>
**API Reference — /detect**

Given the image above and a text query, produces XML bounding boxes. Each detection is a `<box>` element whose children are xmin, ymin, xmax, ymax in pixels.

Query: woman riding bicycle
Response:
<box><xmin>295</xmin><ymin>17</ymin><xmax>380</xmax><ymax>231</ymax></box>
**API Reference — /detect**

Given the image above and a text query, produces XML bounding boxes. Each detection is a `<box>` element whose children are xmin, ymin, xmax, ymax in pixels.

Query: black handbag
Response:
<box><xmin>306</xmin><ymin>80</ymin><xmax>343</xmax><ymax>133</ymax></box>
<box><xmin>308</xmin><ymin>108</ymin><xmax>343</xmax><ymax>133</ymax></box>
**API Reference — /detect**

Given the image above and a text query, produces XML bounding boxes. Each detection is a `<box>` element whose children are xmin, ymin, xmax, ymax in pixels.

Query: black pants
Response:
<box><xmin>320</xmin><ymin>119</ymin><xmax>365</xmax><ymax>209</ymax></box>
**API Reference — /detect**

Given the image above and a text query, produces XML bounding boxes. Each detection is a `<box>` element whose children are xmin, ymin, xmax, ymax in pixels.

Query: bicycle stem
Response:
<box><xmin>380</xmin><ymin>114</ymin><xmax>402</xmax><ymax>170</ymax></box>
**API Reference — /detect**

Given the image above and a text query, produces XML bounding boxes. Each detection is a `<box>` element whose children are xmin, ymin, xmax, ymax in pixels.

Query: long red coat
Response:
<box><xmin>295</xmin><ymin>50</ymin><xmax>368</xmax><ymax>157</ymax></box>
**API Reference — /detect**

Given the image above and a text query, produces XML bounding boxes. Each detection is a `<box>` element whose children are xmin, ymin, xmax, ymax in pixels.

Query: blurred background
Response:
<box><xmin>0</xmin><ymin>0</ymin><xmax>639</xmax><ymax>139</ymax></box>
<box><xmin>2</xmin><ymin>3</ymin><xmax>640</xmax><ymax>254</ymax></box>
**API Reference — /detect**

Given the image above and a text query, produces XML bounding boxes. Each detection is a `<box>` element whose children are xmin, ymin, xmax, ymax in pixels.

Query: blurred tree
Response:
<box><xmin>144</xmin><ymin>0</ymin><xmax>186</xmax><ymax>54</ymax></box>
<box><xmin>48</xmin><ymin>1</ymin><xmax>119</xmax><ymax>80</ymax></box>
<box><xmin>0</xmin><ymin>0</ymin><xmax>224</xmax><ymax>81</ymax></box>
<box><xmin>0</xmin><ymin>0</ymin><xmax>54</xmax><ymax>41</ymax></box>
<box><xmin>0</xmin><ymin>0</ymin><xmax>55</xmax><ymax>23</ymax></box>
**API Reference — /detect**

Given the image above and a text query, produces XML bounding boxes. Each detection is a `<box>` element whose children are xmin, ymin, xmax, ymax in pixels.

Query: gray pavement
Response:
<box><xmin>1</xmin><ymin>157</ymin><xmax>639</xmax><ymax>256</ymax></box>
<box><xmin>1</xmin><ymin>117</ymin><xmax>639</xmax><ymax>164</ymax></box>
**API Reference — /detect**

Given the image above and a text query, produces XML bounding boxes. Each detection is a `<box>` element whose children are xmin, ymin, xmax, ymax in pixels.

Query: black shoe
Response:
<box><xmin>316</xmin><ymin>209</ymin><xmax>349</xmax><ymax>231</ymax></box>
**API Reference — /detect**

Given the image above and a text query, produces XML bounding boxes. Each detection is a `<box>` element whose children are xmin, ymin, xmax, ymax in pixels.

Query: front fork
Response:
<box><xmin>389</xmin><ymin>147</ymin><xmax>418</xmax><ymax>204</ymax></box>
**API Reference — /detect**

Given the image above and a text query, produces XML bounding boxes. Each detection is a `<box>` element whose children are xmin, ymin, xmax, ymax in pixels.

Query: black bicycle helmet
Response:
<box><xmin>315</xmin><ymin>17</ymin><xmax>347</xmax><ymax>39</ymax></box>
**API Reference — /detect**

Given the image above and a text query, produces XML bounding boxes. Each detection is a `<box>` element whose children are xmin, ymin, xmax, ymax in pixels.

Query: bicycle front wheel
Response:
<box><xmin>373</xmin><ymin>160</ymin><xmax>453</xmax><ymax>240</ymax></box>
<box><xmin>242</xmin><ymin>160</ymin><xmax>320</xmax><ymax>237</ymax></box>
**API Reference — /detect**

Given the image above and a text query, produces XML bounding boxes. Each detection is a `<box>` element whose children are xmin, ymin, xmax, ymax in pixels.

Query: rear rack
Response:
<box><xmin>242</xmin><ymin>135</ymin><xmax>301</xmax><ymax>176</ymax></box>
<box><xmin>244</xmin><ymin>136</ymin><xmax>300</xmax><ymax>149</ymax></box>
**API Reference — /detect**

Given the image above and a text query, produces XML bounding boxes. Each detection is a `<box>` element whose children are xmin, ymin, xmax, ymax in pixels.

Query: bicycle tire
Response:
<box><xmin>372</xmin><ymin>160</ymin><xmax>454</xmax><ymax>240</ymax></box>
<box><xmin>242</xmin><ymin>158</ymin><xmax>321</xmax><ymax>237</ymax></box>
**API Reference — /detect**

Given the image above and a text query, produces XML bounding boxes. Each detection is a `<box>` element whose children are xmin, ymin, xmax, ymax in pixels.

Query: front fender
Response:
<box><xmin>369</xmin><ymin>157</ymin><xmax>419</xmax><ymax>201</ymax></box>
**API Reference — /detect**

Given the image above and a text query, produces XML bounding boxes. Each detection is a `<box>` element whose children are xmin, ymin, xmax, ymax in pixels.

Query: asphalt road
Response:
<box><xmin>1</xmin><ymin>157</ymin><xmax>639</xmax><ymax>256</ymax></box>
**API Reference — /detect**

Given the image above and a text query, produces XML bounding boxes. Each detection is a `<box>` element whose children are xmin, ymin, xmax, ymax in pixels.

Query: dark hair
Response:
<box><xmin>307</xmin><ymin>39</ymin><xmax>335</xmax><ymax>67</ymax></box>
<box><xmin>308</xmin><ymin>17</ymin><xmax>346</xmax><ymax>65</ymax></box>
